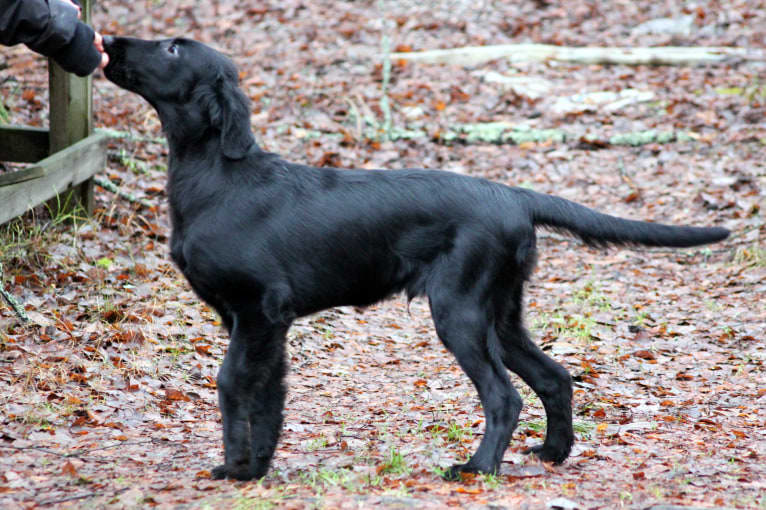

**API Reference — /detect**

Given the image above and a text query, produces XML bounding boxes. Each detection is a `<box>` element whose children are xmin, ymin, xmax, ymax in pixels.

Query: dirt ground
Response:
<box><xmin>1</xmin><ymin>1</ymin><xmax>764</xmax><ymax>508</ymax></box>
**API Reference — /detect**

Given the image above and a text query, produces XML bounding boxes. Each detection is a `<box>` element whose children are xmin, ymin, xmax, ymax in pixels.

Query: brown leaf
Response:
<box><xmin>633</xmin><ymin>349</ymin><xmax>656</xmax><ymax>360</ymax></box>
<box><xmin>202</xmin><ymin>376</ymin><xmax>217</xmax><ymax>389</ymax></box>
<box><xmin>194</xmin><ymin>344</ymin><xmax>212</xmax><ymax>355</ymax></box>
<box><xmin>62</xmin><ymin>461</ymin><xmax>78</xmax><ymax>477</ymax></box>
<box><xmin>542</xmin><ymin>462</ymin><xmax>557</xmax><ymax>473</ymax></box>
<box><xmin>102</xmin><ymin>308</ymin><xmax>124</xmax><ymax>323</ymax></box>
<box><xmin>165</xmin><ymin>389</ymin><xmax>190</xmax><ymax>401</ymax></box>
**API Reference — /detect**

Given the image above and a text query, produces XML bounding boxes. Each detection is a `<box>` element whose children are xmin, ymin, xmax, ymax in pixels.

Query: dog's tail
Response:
<box><xmin>518</xmin><ymin>189</ymin><xmax>730</xmax><ymax>248</ymax></box>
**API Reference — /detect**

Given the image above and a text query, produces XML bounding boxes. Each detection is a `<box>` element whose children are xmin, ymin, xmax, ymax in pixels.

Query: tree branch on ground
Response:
<box><xmin>94</xmin><ymin>177</ymin><xmax>155</xmax><ymax>209</ymax></box>
<box><xmin>0</xmin><ymin>262</ymin><xmax>29</xmax><ymax>323</ymax></box>
<box><xmin>391</xmin><ymin>44</ymin><xmax>766</xmax><ymax>67</ymax></box>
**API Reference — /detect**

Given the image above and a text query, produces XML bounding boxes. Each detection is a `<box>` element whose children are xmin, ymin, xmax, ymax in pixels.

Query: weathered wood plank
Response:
<box><xmin>0</xmin><ymin>126</ymin><xmax>50</xmax><ymax>162</ymax></box>
<box><xmin>0</xmin><ymin>166</ymin><xmax>46</xmax><ymax>187</ymax></box>
<box><xmin>0</xmin><ymin>132</ymin><xmax>108</xmax><ymax>225</ymax></box>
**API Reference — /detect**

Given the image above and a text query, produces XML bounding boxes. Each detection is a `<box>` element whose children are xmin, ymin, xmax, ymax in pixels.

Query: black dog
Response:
<box><xmin>102</xmin><ymin>36</ymin><xmax>729</xmax><ymax>481</ymax></box>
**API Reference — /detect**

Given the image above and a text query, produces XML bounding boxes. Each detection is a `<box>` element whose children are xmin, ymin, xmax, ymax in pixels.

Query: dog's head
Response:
<box><xmin>103</xmin><ymin>36</ymin><xmax>254</xmax><ymax>159</ymax></box>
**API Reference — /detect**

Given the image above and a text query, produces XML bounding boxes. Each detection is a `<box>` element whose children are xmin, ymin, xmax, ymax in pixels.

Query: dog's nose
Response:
<box><xmin>102</xmin><ymin>35</ymin><xmax>114</xmax><ymax>48</ymax></box>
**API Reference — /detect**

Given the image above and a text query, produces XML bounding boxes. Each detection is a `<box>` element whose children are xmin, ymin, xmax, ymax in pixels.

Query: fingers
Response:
<box><xmin>93</xmin><ymin>32</ymin><xmax>109</xmax><ymax>69</ymax></box>
<box><xmin>94</xmin><ymin>32</ymin><xmax>104</xmax><ymax>52</ymax></box>
<box><xmin>62</xmin><ymin>1</ymin><xmax>109</xmax><ymax>73</ymax></box>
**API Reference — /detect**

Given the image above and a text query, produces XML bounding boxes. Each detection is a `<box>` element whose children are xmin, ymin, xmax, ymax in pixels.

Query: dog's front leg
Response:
<box><xmin>212</xmin><ymin>315</ymin><xmax>289</xmax><ymax>481</ymax></box>
<box><xmin>213</xmin><ymin>349</ymin><xmax>252</xmax><ymax>480</ymax></box>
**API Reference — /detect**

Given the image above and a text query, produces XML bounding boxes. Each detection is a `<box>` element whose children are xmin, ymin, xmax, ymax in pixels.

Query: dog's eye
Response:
<box><xmin>167</xmin><ymin>43</ymin><xmax>179</xmax><ymax>55</ymax></box>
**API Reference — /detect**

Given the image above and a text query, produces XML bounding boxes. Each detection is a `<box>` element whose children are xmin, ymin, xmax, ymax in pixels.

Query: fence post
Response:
<box><xmin>47</xmin><ymin>0</ymin><xmax>95</xmax><ymax>217</ymax></box>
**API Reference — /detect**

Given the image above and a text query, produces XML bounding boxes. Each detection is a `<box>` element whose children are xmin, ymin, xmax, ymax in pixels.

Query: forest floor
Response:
<box><xmin>1</xmin><ymin>1</ymin><xmax>764</xmax><ymax>508</ymax></box>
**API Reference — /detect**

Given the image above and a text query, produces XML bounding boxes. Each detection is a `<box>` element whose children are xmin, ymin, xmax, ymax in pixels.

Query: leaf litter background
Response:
<box><xmin>0</xmin><ymin>0</ymin><xmax>764</xmax><ymax>508</ymax></box>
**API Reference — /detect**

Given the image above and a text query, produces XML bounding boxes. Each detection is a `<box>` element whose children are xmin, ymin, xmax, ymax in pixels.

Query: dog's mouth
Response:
<box><xmin>103</xmin><ymin>64</ymin><xmax>139</xmax><ymax>92</ymax></box>
<box><xmin>102</xmin><ymin>42</ymin><xmax>120</xmax><ymax>79</ymax></box>
<box><xmin>102</xmin><ymin>44</ymin><xmax>139</xmax><ymax>92</ymax></box>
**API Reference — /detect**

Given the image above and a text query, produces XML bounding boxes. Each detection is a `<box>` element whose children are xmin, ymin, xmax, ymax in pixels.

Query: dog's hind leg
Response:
<box><xmin>495</xmin><ymin>283</ymin><xmax>574</xmax><ymax>464</ymax></box>
<box><xmin>212</xmin><ymin>311</ymin><xmax>289</xmax><ymax>480</ymax></box>
<box><xmin>428</xmin><ymin>289</ymin><xmax>522</xmax><ymax>479</ymax></box>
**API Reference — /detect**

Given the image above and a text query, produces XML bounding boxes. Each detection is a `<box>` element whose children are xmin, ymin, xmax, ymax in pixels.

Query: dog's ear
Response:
<box><xmin>219</xmin><ymin>78</ymin><xmax>255</xmax><ymax>159</ymax></box>
<box><xmin>206</xmin><ymin>72</ymin><xmax>255</xmax><ymax>160</ymax></box>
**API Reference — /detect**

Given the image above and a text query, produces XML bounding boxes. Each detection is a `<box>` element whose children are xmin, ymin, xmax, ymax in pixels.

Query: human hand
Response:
<box><xmin>94</xmin><ymin>32</ymin><xmax>109</xmax><ymax>68</ymax></box>
<box><xmin>59</xmin><ymin>0</ymin><xmax>109</xmax><ymax>70</ymax></box>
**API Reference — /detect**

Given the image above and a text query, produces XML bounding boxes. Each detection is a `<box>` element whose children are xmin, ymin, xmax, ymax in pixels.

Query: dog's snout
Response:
<box><xmin>102</xmin><ymin>35</ymin><xmax>114</xmax><ymax>49</ymax></box>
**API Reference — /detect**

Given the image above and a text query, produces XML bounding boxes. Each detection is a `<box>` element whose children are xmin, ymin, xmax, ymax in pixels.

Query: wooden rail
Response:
<box><xmin>0</xmin><ymin>0</ymin><xmax>105</xmax><ymax>225</ymax></box>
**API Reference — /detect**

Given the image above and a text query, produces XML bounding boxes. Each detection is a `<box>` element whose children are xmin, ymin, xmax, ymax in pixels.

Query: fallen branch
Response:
<box><xmin>0</xmin><ymin>439</ymin><xmax>159</xmax><ymax>461</ymax></box>
<box><xmin>0</xmin><ymin>262</ymin><xmax>29</xmax><ymax>323</ymax></box>
<box><xmin>38</xmin><ymin>487</ymin><xmax>129</xmax><ymax>507</ymax></box>
<box><xmin>391</xmin><ymin>43</ymin><xmax>766</xmax><ymax>67</ymax></box>
<box><xmin>68</xmin><ymin>438</ymin><xmax>156</xmax><ymax>456</ymax></box>
<box><xmin>94</xmin><ymin>177</ymin><xmax>155</xmax><ymax>209</ymax></box>
<box><xmin>304</xmin><ymin>121</ymin><xmax>702</xmax><ymax>147</ymax></box>
<box><xmin>97</xmin><ymin>127</ymin><xmax>167</xmax><ymax>145</ymax></box>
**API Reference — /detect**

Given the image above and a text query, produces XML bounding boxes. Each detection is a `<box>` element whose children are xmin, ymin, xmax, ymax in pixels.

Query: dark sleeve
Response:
<box><xmin>0</xmin><ymin>0</ymin><xmax>101</xmax><ymax>77</ymax></box>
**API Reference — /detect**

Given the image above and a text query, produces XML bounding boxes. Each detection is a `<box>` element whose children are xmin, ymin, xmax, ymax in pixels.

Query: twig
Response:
<box><xmin>94</xmin><ymin>177</ymin><xmax>156</xmax><ymax>209</ymax></box>
<box><xmin>67</xmin><ymin>439</ymin><xmax>156</xmax><ymax>456</ymax></box>
<box><xmin>0</xmin><ymin>444</ymin><xmax>69</xmax><ymax>457</ymax></box>
<box><xmin>97</xmin><ymin>127</ymin><xmax>167</xmax><ymax>145</ymax></box>
<box><xmin>38</xmin><ymin>487</ymin><xmax>129</xmax><ymax>507</ymax></box>
<box><xmin>377</xmin><ymin>1</ymin><xmax>393</xmax><ymax>141</ymax></box>
<box><xmin>0</xmin><ymin>439</ymin><xmax>156</xmax><ymax>459</ymax></box>
<box><xmin>0</xmin><ymin>262</ymin><xmax>29</xmax><ymax>323</ymax></box>
<box><xmin>343</xmin><ymin>97</ymin><xmax>364</xmax><ymax>142</ymax></box>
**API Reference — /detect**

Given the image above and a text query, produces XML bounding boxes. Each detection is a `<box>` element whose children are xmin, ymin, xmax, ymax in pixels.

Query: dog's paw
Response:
<box><xmin>441</xmin><ymin>462</ymin><xmax>496</xmax><ymax>481</ymax></box>
<box><xmin>211</xmin><ymin>464</ymin><xmax>228</xmax><ymax>480</ymax></box>
<box><xmin>523</xmin><ymin>444</ymin><xmax>569</xmax><ymax>464</ymax></box>
<box><xmin>211</xmin><ymin>463</ymin><xmax>255</xmax><ymax>481</ymax></box>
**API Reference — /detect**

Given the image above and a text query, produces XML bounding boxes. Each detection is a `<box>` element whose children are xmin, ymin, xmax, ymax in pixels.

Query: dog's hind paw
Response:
<box><xmin>211</xmin><ymin>463</ymin><xmax>255</xmax><ymax>481</ymax></box>
<box><xmin>441</xmin><ymin>462</ymin><xmax>497</xmax><ymax>481</ymax></box>
<box><xmin>523</xmin><ymin>444</ymin><xmax>569</xmax><ymax>464</ymax></box>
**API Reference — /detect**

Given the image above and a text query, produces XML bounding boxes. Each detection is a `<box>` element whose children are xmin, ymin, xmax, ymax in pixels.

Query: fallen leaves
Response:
<box><xmin>61</xmin><ymin>461</ymin><xmax>78</xmax><ymax>477</ymax></box>
<box><xmin>1</xmin><ymin>0</ymin><xmax>764</xmax><ymax>508</ymax></box>
<box><xmin>164</xmin><ymin>389</ymin><xmax>190</xmax><ymax>402</ymax></box>
<box><xmin>632</xmin><ymin>349</ymin><xmax>656</xmax><ymax>361</ymax></box>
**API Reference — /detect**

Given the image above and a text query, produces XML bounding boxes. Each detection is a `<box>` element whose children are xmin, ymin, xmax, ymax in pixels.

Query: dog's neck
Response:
<box><xmin>156</xmin><ymin>107</ymin><xmax>257</xmax><ymax>163</ymax></box>
<box><xmin>152</xmin><ymin>105</ymin><xmax>206</xmax><ymax>152</ymax></box>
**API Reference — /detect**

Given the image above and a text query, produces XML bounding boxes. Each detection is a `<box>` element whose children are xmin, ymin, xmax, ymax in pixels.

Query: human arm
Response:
<box><xmin>0</xmin><ymin>0</ymin><xmax>104</xmax><ymax>76</ymax></box>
